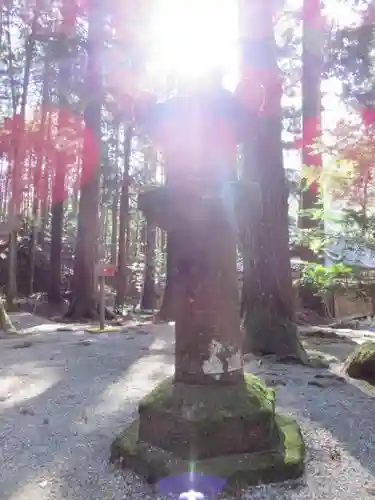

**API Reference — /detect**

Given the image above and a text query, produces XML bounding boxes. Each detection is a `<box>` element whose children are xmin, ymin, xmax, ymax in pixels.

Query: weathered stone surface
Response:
<box><xmin>140</xmin><ymin>184</ymin><xmax>245</xmax><ymax>386</ymax></box>
<box><xmin>114</xmin><ymin>83</ymin><xmax>306</xmax><ymax>490</ymax></box>
<box><xmin>110</xmin><ymin>410</ymin><xmax>305</xmax><ymax>491</ymax></box>
<box><xmin>344</xmin><ymin>341</ymin><xmax>375</xmax><ymax>383</ymax></box>
<box><xmin>144</xmin><ymin>87</ymin><xmax>240</xmax><ymax>186</ymax></box>
<box><xmin>138</xmin><ymin>374</ymin><xmax>276</xmax><ymax>459</ymax></box>
<box><xmin>111</xmin><ymin>374</ymin><xmax>305</xmax><ymax>490</ymax></box>
<box><xmin>138</xmin><ymin>181</ymin><xmax>260</xmax><ymax>233</ymax></box>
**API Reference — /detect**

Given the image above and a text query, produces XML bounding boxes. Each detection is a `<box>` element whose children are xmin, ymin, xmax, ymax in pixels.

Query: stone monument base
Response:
<box><xmin>110</xmin><ymin>374</ymin><xmax>305</xmax><ymax>491</ymax></box>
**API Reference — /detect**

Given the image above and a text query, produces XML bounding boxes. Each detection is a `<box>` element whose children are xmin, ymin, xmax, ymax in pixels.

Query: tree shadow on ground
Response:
<box><xmin>299</xmin><ymin>326</ymin><xmax>359</xmax><ymax>363</ymax></box>
<box><xmin>248</xmin><ymin>332</ymin><xmax>375</xmax><ymax>485</ymax></box>
<box><xmin>297</xmin><ymin>369</ymin><xmax>375</xmax><ymax>476</ymax></box>
<box><xmin>0</xmin><ymin>323</ymin><xmax>175</xmax><ymax>500</ymax></box>
<box><xmin>4</xmin><ymin>320</ymin><xmax>375</xmax><ymax>499</ymax></box>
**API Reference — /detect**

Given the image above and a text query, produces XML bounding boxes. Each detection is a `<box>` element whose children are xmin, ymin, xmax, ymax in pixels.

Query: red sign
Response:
<box><xmin>95</xmin><ymin>263</ymin><xmax>116</xmax><ymax>277</ymax></box>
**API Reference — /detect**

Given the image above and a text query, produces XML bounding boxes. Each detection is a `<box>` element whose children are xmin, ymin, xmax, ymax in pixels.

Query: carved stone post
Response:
<box><xmin>111</xmin><ymin>84</ymin><xmax>304</xmax><ymax>491</ymax></box>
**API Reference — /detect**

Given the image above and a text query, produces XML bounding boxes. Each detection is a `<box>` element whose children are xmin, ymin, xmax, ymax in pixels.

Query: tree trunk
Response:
<box><xmin>154</xmin><ymin>160</ymin><xmax>177</xmax><ymax>322</ymax></box>
<box><xmin>30</xmin><ymin>53</ymin><xmax>50</xmax><ymax>296</ymax></box>
<box><xmin>0</xmin><ymin>299</ymin><xmax>17</xmax><ymax>334</ymax></box>
<box><xmin>115</xmin><ymin>125</ymin><xmax>132</xmax><ymax>311</ymax></box>
<box><xmin>65</xmin><ymin>0</ymin><xmax>102</xmax><ymax>319</ymax></box>
<box><xmin>72</xmin><ymin>182</ymin><xmax>79</xmax><ymax>218</ymax></box>
<box><xmin>49</xmin><ymin>16</ymin><xmax>71</xmax><ymax>304</ymax></box>
<box><xmin>38</xmin><ymin>190</ymin><xmax>49</xmax><ymax>248</ymax></box>
<box><xmin>140</xmin><ymin>218</ymin><xmax>156</xmax><ymax>311</ymax></box>
<box><xmin>6</xmin><ymin>8</ymin><xmax>36</xmax><ymax>308</ymax></box>
<box><xmin>111</xmin><ymin>122</ymin><xmax>120</xmax><ymax>266</ymax></box>
<box><xmin>238</xmin><ymin>1</ymin><xmax>307</xmax><ymax>361</ymax></box>
<box><xmin>38</xmin><ymin>93</ymin><xmax>54</xmax><ymax>249</ymax></box>
<box><xmin>300</xmin><ymin>0</ymin><xmax>323</xmax><ymax>233</ymax></box>
<box><xmin>111</xmin><ymin>194</ymin><xmax>119</xmax><ymax>265</ymax></box>
<box><xmin>296</xmin><ymin>0</ymin><xmax>326</xmax><ymax>315</ymax></box>
<box><xmin>155</xmin><ymin>233</ymin><xmax>177</xmax><ymax>322</ymax></box>
<box><xmin>99</xmin><ymin>203</ymin><xmax>106</xmax><ymax>249</ymax></box>
<box><xmin>299</xmin><ymin>0</ymin><xmax>324</xmax><ymax>272</ymax></box>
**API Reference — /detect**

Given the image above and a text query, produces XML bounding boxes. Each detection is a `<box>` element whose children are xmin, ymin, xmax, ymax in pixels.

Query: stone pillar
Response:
<box><xmin>111</xmin><ymin>84</ymin><xmax>305</xmax><ymax>491</ymax></box>
<box><xmin>172</xmin><ymin>189</ymin><xmax>242</xmax><ymax>385</ymax></box>
<box><xmin>137</xmin><ymin>179</ymin><xmax>243</xmax><ymax>385</ymax></box>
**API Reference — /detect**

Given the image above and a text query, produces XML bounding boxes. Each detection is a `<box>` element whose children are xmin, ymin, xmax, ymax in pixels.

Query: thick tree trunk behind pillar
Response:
<box><xmin>239</xmin><ymin>3</ymin><xmax>307</xmax><ymax>362</ymax></box>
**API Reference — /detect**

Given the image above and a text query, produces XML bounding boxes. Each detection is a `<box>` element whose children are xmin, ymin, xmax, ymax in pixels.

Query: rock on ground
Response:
<box><xmin>344</xmin><ymin>341</ymin><xmax>375</xmax><ymax>382</ymax></box>
<box><xmin>0</xmin><ymin>319</ymin><xmax>374</xmax><ymax>499</ymax></box>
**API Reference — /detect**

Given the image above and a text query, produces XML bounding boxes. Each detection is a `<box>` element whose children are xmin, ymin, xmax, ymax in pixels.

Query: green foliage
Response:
<box><xmin>299</xmin><ymin>156</ymin><xmax>375</xmax><ymax>300</ymax></box>
<box><xmin>300</xmin><ymin>262</ymin><xmax>353</xmax><ymax>295</ymax></box>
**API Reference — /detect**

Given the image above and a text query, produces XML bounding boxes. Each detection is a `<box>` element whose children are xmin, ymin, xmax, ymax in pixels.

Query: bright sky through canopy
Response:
<box><xmin>147</xmin><ymin>0</ymin><xmax>238</xmax><ymax>88</ymax></box>
<box><xmin>146</xmin><ymin>0</ymin><xmax>359</xmax><ymax>91</ymax></box>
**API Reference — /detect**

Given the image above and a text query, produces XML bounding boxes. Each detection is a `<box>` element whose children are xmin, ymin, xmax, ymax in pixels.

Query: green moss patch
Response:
<box><xmin>110</xmin><ymin>413</ymin><xmax>305</xmax><ymax>490</ymax></box>
<box><xmin>139</xmin><ymin>373</ymin><xmax>275</xmax><ymax>422</ymax></box>
<box><xmin>344</xmin><ymin>341</ymin><xmax>375</xmax><ymax>383</ymax></box>
<box><xmin>111</xmin><ymin>374</ymin><xmax>305</xmax><ymax>488</ymax></box>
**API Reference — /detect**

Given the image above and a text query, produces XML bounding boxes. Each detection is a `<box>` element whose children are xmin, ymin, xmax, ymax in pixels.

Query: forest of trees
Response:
<box><xmin>0</xmin><ymin>0</ymin><xmax>375</xmax><ymax>360</ymax></box>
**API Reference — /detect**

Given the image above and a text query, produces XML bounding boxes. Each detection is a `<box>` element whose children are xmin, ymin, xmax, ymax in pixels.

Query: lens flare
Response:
<box><xmin>156</xmin><ymin>471</ymin><xmax>226</xmax><ymax>499</ymax></box>
<box><xmin>179</xmin><ymin>490</ymin><xmax>205</xmax><ymax>500</ymax></box>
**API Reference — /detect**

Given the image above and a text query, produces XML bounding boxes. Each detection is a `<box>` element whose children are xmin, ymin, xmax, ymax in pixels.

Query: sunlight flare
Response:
<box><xmin>147</xmin><ymin>0</ymin><xmax>238</xmax><ymax>88</ymax></box>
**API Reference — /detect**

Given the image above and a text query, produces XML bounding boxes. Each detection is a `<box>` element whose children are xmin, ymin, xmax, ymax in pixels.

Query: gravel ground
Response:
<box><xmin>0</xmin><ymin>320</ymin><xmax>375</xmax><ymax>500</ymax></box>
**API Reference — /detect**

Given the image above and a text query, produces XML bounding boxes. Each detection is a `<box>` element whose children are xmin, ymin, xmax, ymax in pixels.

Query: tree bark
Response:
<box><xmin>140</xmin><ymin>218</ymin><xmax>156</xmax><ymax>311</ymax></box>
<box><xmin>155</xmin><ymin>234</ymin><xmax>177</xmax><ymax>322</ymax></box>
<box><xmin>0</xmin><ymin>299</ymin><xmax>17</xmax><ymax>334</ymax></box>
<box><xmin>29</xmin><ymin>57</ymin><xmax>50</xmax><ymax>296</ymax></box>
<box><xmin>238</xmin><ymin>1</ymin><xmax>308</xmax><ymax>361</ymax></box>
<box><xmin>110</xmin><ymin>194</ymin><xmax>119</xmax><ymax>264</ymax></box>
<box><xmin>65</xmin><ymin>0</ymin><xmax>102</xmax><ymax>319</ymax></box>
<box><xmin>300</xmin><ymin>0</ymin><xmax>323</xmax><ymax>232</ymax></box>
<box><xmin>110</xmin><ymin>122</ymin><xmax>121</xmax><ymax>266</ymax></box>
<box><xmin>49</xmin><ymin>45</ymin><xmax>70</xmax><ymax>304</ymax></box>
<box><xmin>110</xmin><ymin>130</ymin><xmax>119</xmax><ymax>266</ymax></box>
<box><xmin>296</xmin><ymin>0</ymin><xmax>326</xmax><ymax>315</ymax></box>
<box><xmin>154</xmin><ymin>160</ymin><xmax>176</xmax><ymax>322</ymax></box>
<box><xmin>6</xmin><ymin>7</ymin><xmax>38</xmax><ymax>308</ymax></box>
<box><xmin>115</xmin><ymin>125</ymin><xmax>132</xmax><ymax>311</ymax></box>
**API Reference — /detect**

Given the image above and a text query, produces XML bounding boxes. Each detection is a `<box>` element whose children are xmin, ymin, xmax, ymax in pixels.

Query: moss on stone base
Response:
<box><xmin>344</xmin><ymin>341</ymin><xmax>375</xmax><ymax>383</ymax></box>
<box><xmin>110</xmin><ymin>374</ymin><xmax>305</xmax><ymax>490</ymax></box>
<box><xmin>140</xmin><ymin>373</ymin><xmax>275</xmax><ymax>419</ymax></box>
<box><xmin>137</xmin><ymin>374</ymin><xmax>277</xmax><ymax>459</ymax></box>
<box><xmin>110</xmin><ymin>414</ymin><xmax>304</xmax><ymax>491</ymax></box>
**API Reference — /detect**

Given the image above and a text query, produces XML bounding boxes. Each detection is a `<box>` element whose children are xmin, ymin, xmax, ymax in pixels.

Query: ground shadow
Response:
<box><xmin>249</xmin><ymin>329</ymin><xmax>375</xmax><ymax>483</ymax></box>
<box><xmin>0</xmin><ymin>322</ymin><xmax>175</xmax><ymax>499</ymax></box>
<box><xmin>3</xmin><ymin>320</ymin><xmax>375</xmax><ymax>499</ymax></box>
